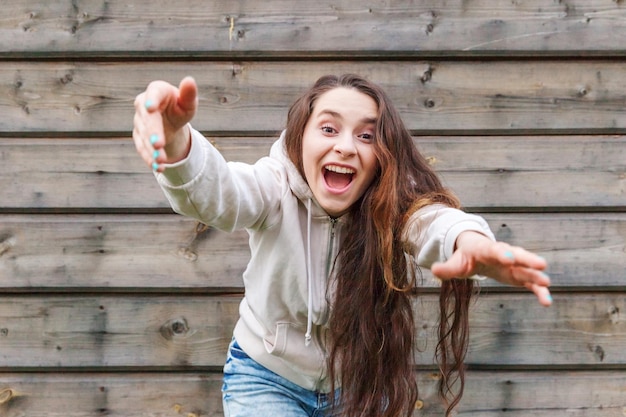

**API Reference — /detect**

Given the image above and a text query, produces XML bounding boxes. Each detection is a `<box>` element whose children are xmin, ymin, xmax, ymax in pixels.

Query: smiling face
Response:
<box><xmin>301</xmin><ymin>87</ymin><xmax>379</xmax><ymax>217</ymax></box>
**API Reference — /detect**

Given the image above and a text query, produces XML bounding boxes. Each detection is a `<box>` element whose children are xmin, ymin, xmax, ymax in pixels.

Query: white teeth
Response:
<box><xmin>325</xmin><ymin>165</ymin><xmax>355</xmax><ymax>174</ymax></box>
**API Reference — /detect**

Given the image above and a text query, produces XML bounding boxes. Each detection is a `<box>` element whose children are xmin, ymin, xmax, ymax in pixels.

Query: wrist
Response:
<box><xmin>454</xmin><ymin>230</ymin><xmax>490</xmax><ymax>252</ymax></box>
<box><xmin>164</xmin><ymin>124</ymin><xmax>192</xmax><ymax>163</ymax></box>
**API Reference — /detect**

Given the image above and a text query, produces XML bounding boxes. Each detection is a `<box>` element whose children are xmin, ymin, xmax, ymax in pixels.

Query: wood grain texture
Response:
<box><xmin>1</xmin><ymin>371</ymin><xmax>624</xmax><ymax>416</ymax></box>
<box><xmin>0</xmin><ymin>293</ymin><xmax>623</xmax><ymax>368</ymax></box>
<box><xmin>0</xmin><ymin>295</ymin><xmax>239</xmax><ymax>368</ymax></box>
<box><xmin>1</xmin><ymin>213</ymin><xmax>624</xmax><ymax>290</ymax></box>
<box><xmin>2</xmin><ymin>1</ymin><xmax>625</xmax><ymax>414</ymax></box>
<box><xmin>3</xmin><ymin>0</ymin><xmax>626</xmax><ymax>57</ymax></box>
<box><xmin>2</xmin><ymin>61</ymin><xmax>626</xmax><ymax>134</ymax></box>
<box><xmin>0</xmin><ymin>373</ymin><xmax>225</xmax><ymax>417</ymax></box>
<box><xmin>1</xmin><ymin>135</ymin><xmax>624</xmax><ymax>209</ymax></box>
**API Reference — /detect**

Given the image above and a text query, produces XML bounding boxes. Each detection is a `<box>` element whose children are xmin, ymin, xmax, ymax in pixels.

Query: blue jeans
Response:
<box><xmin>222</xmin><ymin>338</ymin><xmax>339</xmax><ymax>417</ymax></box>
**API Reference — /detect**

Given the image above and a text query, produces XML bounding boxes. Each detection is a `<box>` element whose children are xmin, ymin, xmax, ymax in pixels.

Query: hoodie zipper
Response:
<box><xmin>317</xmin><ymin>217</ymin><xmax>339</xmax><ymax>328</ymax></box>
<box><xmin>325</xmin><ymin>217</ymin><xmax>338</xmax><ymax>279</ymax></box>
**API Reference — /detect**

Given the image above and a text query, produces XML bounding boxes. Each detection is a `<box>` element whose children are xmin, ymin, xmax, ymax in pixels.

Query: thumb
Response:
<box><xmin>160</xmin><ymin>76</ymin><xmax>197</xmax><ymax>134</ymax></box>
<box><xmin>431</xmin><ymin>251</ymin><xmax>474</xmax><ymax>280</ymax></box>
<box><xmin>177</xmin><ymin>76</ymin><xmax>198</xmax><ymax>113</ymax></box>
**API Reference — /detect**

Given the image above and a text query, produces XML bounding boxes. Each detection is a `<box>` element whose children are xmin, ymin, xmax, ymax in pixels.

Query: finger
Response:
<box><xmin>142</xmin><ymin>81</ymin><xmax>178</xmax><ymax>150</ymax></box>
<box><xmin>133</xmin><ymin>90</ymin><xmax>166</xmax><ymax>171</ymax></box>
<box><xmin>132</xmin><ymin>93</ymin><xmax>153</xmax><ymax>159</ymax></box>
<box><xmin>132</xmin><ymin>123</ymin><xmax>163</xmax><ymax>171</ymax></box>
<box><xmin>495</xmin><ymin>244</ymin><xmax>548</xmax><ymax>271</ymax></box>
<box><xmin>431</xmin><ymin>251</ymin><xmax>475</xmax><ymax>280</ymax></box>
<box><xmin>143</xmin><ymin>80</ymin><xmax>177</xmax><ymax>114</ymax></box>
<box><xmin>526</xmin><ymin>282</ymin><xmax>553</xmax><ymax>307</ymax></box>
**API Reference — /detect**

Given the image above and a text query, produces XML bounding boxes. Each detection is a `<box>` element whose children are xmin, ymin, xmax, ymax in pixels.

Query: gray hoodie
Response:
<box><xmin>156</xmin><ymin>127</ymin><xmax>494</xmax><ymax>393</ymax></box>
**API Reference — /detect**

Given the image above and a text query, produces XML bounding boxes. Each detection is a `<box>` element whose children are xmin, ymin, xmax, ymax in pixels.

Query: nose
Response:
<box><xmin>333</xmin><ymin>132</ymin><xmax>357</xmax><ymax>157</ymax></box>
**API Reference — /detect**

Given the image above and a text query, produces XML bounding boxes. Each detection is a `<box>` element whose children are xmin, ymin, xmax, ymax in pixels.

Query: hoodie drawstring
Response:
<box><xmin>304</xmin><ymin>198</ymin><xmax>313</xmax><ymax>347</ymax></box>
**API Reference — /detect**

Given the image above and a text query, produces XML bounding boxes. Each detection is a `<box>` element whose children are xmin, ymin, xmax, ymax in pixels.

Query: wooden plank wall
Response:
<box><xmin>1</xmin><ymin>1</ymin><xmax>625</xmax><ymax>415</ymax></box>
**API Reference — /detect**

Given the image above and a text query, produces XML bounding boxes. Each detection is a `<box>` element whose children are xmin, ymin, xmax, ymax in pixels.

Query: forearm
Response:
<box><xmin>403</xmin><ymin>205</ymin><xmax>494</xmax><ymax>268</ymax></box>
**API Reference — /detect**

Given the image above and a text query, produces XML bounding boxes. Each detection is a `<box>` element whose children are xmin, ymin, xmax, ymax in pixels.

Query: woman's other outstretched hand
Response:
<box><xmin>132</xmin><ymin>76</ymin><xmax>198</xmax><ymax>172</ymax></box>
<box><xmin>431</xmin><ymin>231</ymin><xmax>552</xmax><ymax>307</ymax></box>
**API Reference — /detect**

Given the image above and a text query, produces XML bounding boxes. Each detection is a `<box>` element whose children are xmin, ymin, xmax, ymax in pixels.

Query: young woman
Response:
<box><xmin>133</xmin><ymin>74</ymin><xmax>551</xmax><ymax>417</ymax></box>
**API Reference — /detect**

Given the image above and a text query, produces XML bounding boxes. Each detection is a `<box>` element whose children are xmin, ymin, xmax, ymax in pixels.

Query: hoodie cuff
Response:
<box><xmin>156</xmin><ymin>126</ymin><xmax>207</xmax><ymax>187</ymax></box>
<box><xmin>443</xmin><ymin>220</ymin><xmax>494</xmax><ymax>261</ymax></box>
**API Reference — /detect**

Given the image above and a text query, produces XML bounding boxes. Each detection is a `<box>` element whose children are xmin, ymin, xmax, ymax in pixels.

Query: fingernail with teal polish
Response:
<box><xmin>153</xmin><ymin>150</ymin><xmax>159</xmax><ymax>159</ymax></box>
<box><xmin>150</xmin><ymin>134</ymin><xmax>158</xmax><ymax>145</ymax></box>
<box><xmin>145</xmin><ymin>99</ymin><xmax>153</xmax><ymax>109</ymax></box>
<box><xmin>504</xmin><ymin>251</ymin><xmax>515</xmax><ymax>260</ymax></box>
<box><xmin>546</xmin><ymin>294</ymin><xmax>553</xmax><ymax>303</ymax></box>
<box><xmin>152</xmin><ymin>162</ymin><xmax>159</xmax><ymax>171</ymax></box>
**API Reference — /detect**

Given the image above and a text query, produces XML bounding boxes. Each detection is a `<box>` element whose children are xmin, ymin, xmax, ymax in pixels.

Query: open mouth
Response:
<box><xmin>324</xmin><ymin>164</ymin><xmax>355</xmax><ymax>190</ymax></box>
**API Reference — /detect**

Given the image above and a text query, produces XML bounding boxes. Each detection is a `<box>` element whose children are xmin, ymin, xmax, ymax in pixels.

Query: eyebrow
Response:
<box><xmin>317</xmin><ymin>109</ymin><xmax>377</xmax><ymax>125</ymax></box>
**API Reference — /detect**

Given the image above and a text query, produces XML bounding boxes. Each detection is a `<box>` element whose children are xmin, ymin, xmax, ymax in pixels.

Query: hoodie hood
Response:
<box><xmin>269</xmin><ymin>130</ymin><xmax>316</xmax><ymax>204</ymax></box>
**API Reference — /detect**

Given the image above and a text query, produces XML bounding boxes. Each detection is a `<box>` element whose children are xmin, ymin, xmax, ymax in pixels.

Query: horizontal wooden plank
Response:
<box><xmin>3</xmin><ymin>60</ymin><xmax>626</xmax><ymax>134</ymax></box>
<box><xmin>0</xmin><ymin>293</ymin><xmax>623</xmax><ymax>368</ymax></box>
<box><xmin>0</xmin><ymin>372</ymin><xmax>225</xmax><ymax>417</ymax></box>
<box><xmin>0</xmin><ymin>295</ymin><xmax>240</xmax><ymax>368</ymax></box>
<box><xmin>3</xmin><ymin>1</ymin><xmax>626</xmax><ymax>57</ymax></box>
<box><xmin>0</xmin><ymin>214</ymin><xmax>250</xmax><ymax>290</ymax></box>
<box><xmin>417</xmin><ymin>135</ymin><xmax>626</xmax><ymax>209</ymax></box>
<box><xmin>1</xmin><ymin>370</ymin><xmax>624</xmax><ymax>416</ymax></box>
<box><xmin>1</xmin><ymin>212</ymin><xmax>624</xmax><ymax>290</ymax></box>
<box><xmin>1</xmin><ymin>135</ymin><xmax>624</xmax><ymax>209</ymax></box>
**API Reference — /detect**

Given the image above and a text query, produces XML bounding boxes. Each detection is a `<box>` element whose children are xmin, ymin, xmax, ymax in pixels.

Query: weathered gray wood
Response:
<box><xmin>1</xmin><ymin>135</ymin><xmax>624</xmax><ymax>209</ymax></box>
<box><xmin>0</xmin><ymin>371</ymin><xmax>624</xmax><ymax>416</ymax></box>
<box><xmin>3</xmin><ymin>1</ymin><xmax>626</xmax><ymax>57</ymax></box>
<box><xmin>452</xmin><ymin>371</ymin><xmax>626</xmax><ymax>416</ymax></box>
<box><xmin>0</xmin><ymin>294</ymin><xmax>623</xmax><ymax>368</ymax></box>
<box><xmin>463</xmin><ymin>293</ymin><xmax>625</xmax><ymax>367</ymax></box>
<box><xmin>486</xmin><ymin>214</ymin><xmax>626</xmax><ymax>289</ymax></box>
<box><xmin>416</xmin><ymin>135</ymin><xmax>626</xmax><ymax>209</ymax></box>
<box><xmin>2</xmin><ymin>1</ymin><xmax>622</xmax><ymax>416</ymax></box>
<box><xmin>1</xmin><ymin>213</ymin><xmax>624</xmax><ymax>289</ymax></box>
<box><xmin>3</xmin><ymin>61</ymin><xmax>626</xmax><ymax>134</ymax></box>
<box><xmin>0</xmin><ymin>373</ymin><xmax>225</xmax><ymax>417</ymax></box>
<box><xmin>0</xmin><ymin>214</ymin><xmax>249</xmax><ymax>290</ymax></box>
<box><xmin>0</xmin><ymin>295</ymin><xmax>239</xmax><ymax>368</ymax></box>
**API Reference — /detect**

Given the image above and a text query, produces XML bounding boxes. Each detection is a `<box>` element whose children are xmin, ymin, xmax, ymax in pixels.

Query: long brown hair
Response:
<box><xmin>285</xmin><ymin>74</ymin><xmax>475</xmax><ymax>417</ymax></box>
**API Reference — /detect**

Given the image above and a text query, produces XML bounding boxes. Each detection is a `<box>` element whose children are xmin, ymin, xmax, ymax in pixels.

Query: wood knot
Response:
<box><xmin>176</xmin><ymin>247</ymin><xmax>198</xmax><ymax>262</ymax></box>
<box><xmin>425</xmin><ymin>156</ymin><xmax>437</xmax><ymax>166</ymax></box>
<box><xmin>0</xmin><ymin>235</ymin><xmax>16</xmax><ymax>257</ymax></box>
<box><xmin>608</xmin><ymin>306</ymin><xmax>620</xmax><ymax>324</ymax></box>
<box><xmin>172</xmin><ymin>403</ymin><xmax>198</xmax><ymax>417</ymax></box>
<box><xmin>232</xmin><ymin>63</ymin><xmax>243</xmax><ymax>76</ymax></box>
<box><xmin>420</xmin><ymin>67</ymin><xmax>433</xmax><ymax>83</ymax></box>
<box><xmin>160</xmin><ymin>318</ymin><xmax>190</xmax><ymax>340</ymax></box>
<box><xmin>177</xmin><ymin>223</ymin><xmax>211</xmax><ymax>262</ymax></box>
<box><xmin>589</xmin><ymin>344</ymin><xmax>605</xmax><ymax>362</ymax></box>
<box><xmin>0</xmin><ymin>388</ymin><xmax>26</xmax><ymax>405</ymax></box>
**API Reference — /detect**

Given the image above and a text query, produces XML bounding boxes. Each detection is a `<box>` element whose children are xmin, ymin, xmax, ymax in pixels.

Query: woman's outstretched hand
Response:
<box><xmin>132</xmin><ymin>76</ymin><xmax>198</xmax><ymax>171</ymax></box>
<box><xmin>431</xmin><ymin>231</ymin><xmax>552</xmax><ymax>307</ymax></box>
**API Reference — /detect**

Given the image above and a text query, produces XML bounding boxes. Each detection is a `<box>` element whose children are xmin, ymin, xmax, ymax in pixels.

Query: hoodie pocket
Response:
<box><xmin>262</xmin><ymin>322</ymin><xmax>293</xmax><ymax>357</ymax></box>
<box><xmin>262</xmin><ymin>322</ymin><xmax>325</xmax><ymax>376</ymax></box>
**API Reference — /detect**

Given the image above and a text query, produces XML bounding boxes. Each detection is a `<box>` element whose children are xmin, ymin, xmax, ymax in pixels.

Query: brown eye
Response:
<box><xmin>321</xmin><ymin>125</ymin><xmax>336</xmax><ymax>134</ymax></box>
<box><xmin>358</xmin><ymin>133</ymin><xmax>373</xmax><ymax>142</ymax></box>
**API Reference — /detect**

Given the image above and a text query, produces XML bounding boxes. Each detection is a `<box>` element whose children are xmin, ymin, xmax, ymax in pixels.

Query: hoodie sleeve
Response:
<box><xmin>402</xmin><ymin>204</ymin><xmax>495</xmax><ymax>270</ymax></box>
<box><xmin>154</xmin><ymin>126</ymin><xmax>283</xmax><ymax>231</ymax></box>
